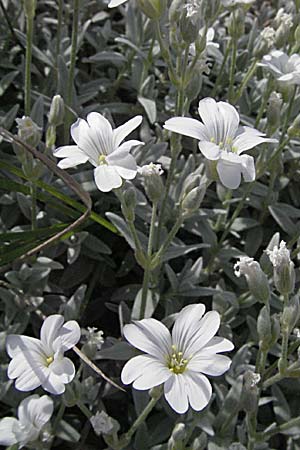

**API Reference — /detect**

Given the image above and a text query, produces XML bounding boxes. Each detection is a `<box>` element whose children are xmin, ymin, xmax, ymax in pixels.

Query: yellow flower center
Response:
<box><xmin>98</xmin><ymin>154</ymin><xmax>107</xmax><ymax>165</ymax></box>
<box><xmin>46</xmin><ymin>355</ymin><xmax>54</xmax><ymax>366</ymax></box>
<box><xmin>168</xmin><ymin>345</ymin><xmax>188</xmax><ymax>374</ymax></box>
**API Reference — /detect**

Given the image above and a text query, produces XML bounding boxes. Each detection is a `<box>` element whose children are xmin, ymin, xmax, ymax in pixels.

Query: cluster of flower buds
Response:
<box><xmin>267</xmin><ymin>241</ymin><xmax>295</xmax><ymax>295</ymax></box>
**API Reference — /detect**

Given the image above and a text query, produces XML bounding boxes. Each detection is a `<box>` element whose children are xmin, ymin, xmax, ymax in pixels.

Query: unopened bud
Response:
<box><xmin>23</xmin><ymin>0</ymin><xmax>37</xmax><ymax>18</ymax></box>
<box><xmin>288</xmin><ymin>113</ymin><xmax>300</xmax><ymax>138</ymax></box>
<box><xmin>181</xmin><ymin>185</ymin><xmax>204</xmax><ymax>215</ymax></box>
<box><xmin>138</xmin><ymin>163</ymin><xmax>164</xmax><ymax>203</ymax></box>
<box><xmin>267</xmin><ymin>92</ymin><xmax>282</xmax><ymax>134</ymax></box>
<box><xmin>137</xmin><ymin>0</ymin><xmax>166</xmax><ymax>19</ymax></box>
<box><xmin>90</xmin><ymin>411</ymin><xmax>120</xmax><ymax>436</ymax></box>
<box><xmin>294</xmin><ymin>24</ymin><xmax>300</xmax><ymax>45</ymax></box>
<box><xmin>121</xmin><ymin>186</ymin><xmax>137</xmax><ymax>222</ymax></box>
<box><xmin>49</xmin><ymin>94</ymin><xmax>65</xmax><ymax>126</ymax></box>
<box><xmin>253</xmin><ymin>27</ymin><xmax>275</xmax><ymax>58</ymax></box>
<box><xmin>226</xmin><ymin>9</ymin><xmax>245</xmax><ymax>38</ymax></box>
<box><xmin>274</xmin><ymin>8</ymin><xmax>293</xmax><ymax>48</ymax></box>
<box><xmin>169</xmin><ymin>0</ymin><xmax>182</xmax><ymax>23</ymax></box>
<box><xmin>234</xmin><ymin>257</ymin><xmax>270</xmax><ymax>304</ymax></box>
<box><xmin>191</xmin><ymin>434</ymin><xmax>208</xmax><ymax>450</ymax></box>
<box><xmin>267</xmin><ymin>241</ymin><xmax>295</xmax><ymax>295</ymax></box>
<box><xmin>172</xmin><ymin>423</ymin><xmax>186</xmax><ymax>441</ymax></box>
<box><xmin>282</xmin><ymin>296</ymin><xmax>300</xmax><ymax>332</ymax></box>
<box><xmin>180</xmin><ymin>1</ymin><xmax>202</xmax><ymax>44</ymax></box>
<box><xmin>16</xmin><ymin>116</ymin><xmax>42</xmax><ymax>147</ymax></box>
<box><xmin>270</xmin><ymin>314</ymin><xmax>281</xmax><ymax>345</ymax></box>
<box><xmin>242</xmin><ymin>370</ymin><xmax>260</xmax><ymax>412</ymax></box>
<box><xmin>257</xmin><ymin>306</ymin><xmax>272</xmax><ymax>349</ymax></box>
<box><xmin>149</xmin><ymin>384</ymin><xmax>163</xmax><ymax>399</ymax></box>
<box><xmin>63</xmin><ymin>381</ymin><xmax>82</xmax><ymax>407</ymax></box>
<box><xmin>260</xmin><ymin>232</ymin><xmax>280</xmax><ymax>275</ymax></box>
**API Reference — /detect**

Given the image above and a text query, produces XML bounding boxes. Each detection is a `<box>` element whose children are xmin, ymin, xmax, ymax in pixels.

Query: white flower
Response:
<box><xmin>260</xmin><ymin>26</ymin><xmax>275</xmax><ymax>47</ymax></box>
<box><xmin>6</xmin><ymin>314</ymin><xmax>81</xmax><ymax>395</ymax></box>
<box><xmin>222</xmin><ymin>0</ymin><xmax>254</xmax><ymax>6</ymax></box>
<box><xmin>274</xmin><ymin>8</ymin><xmax>293</xmax><ymax>29</ymax></box>
<box><xmin>259</xmin><ymin>51</ymin><xmax>300</xmax><ymax>85</ymax></box>
<box><xmin>108</xmin><ymin>0</ymin><xmax>128</xmax><ymax>7</ymax></box>
<box><xmin>121</xmin><ymin>304</ymin><xmax>234</xmax><ymax>414</ymax></box>
<box><xmin>0</xmin><ymin>395</ymin><xmax>53</xmax><ymax>448</ymax></box>
<box><xmin>164</xmin><ymin>98</ymin><xmax>277</xmax><ymax>189</ymax></box>
<box><xmin>54</xmin><ymin>113</ymin><xmax>143</xmax><ymax>192</ymax></box>
<box><xmin>138</xmin><ymin>162</ymin><xmax>164</xmax><ymax>176</ymax></box>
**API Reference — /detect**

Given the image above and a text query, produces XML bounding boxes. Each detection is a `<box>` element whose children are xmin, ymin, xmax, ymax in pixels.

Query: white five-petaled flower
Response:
<box><xmin>164</xmin><ymin>98</ymin><xmax>277</xmax><ymax>189</ymax></box>
<box><xmin>121</xmin><ymin>304</ymin><xmax>234</xmax><ymax>414</ymax></box>
<box><xmin>259</xmin><ymin>51</ymin><xmax>300</xmax><ymax>85</ymax></box>
<box><xmin>54</xmin><ymin>113</ymin><xmax>143</xmax><ymax>192</ymax></box>
<box><xmin>6</xmin><ymin>314</ymin><xmax>81</xmax><ymax>395</ymax></box>
<box><xmin>0</xmin><ymin>395</ymin><xmax>53</xmax><ymax>448</ymax></box>
<box><xmin>108</xmin><ymin>0</ymin><xmax>128</xmax><ymax>7</ymax></box>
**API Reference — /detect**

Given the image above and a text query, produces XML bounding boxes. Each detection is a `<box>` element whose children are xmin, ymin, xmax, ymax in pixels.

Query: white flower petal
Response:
<box><xmin>40</xmin><ymin>315</ymin><xmax>64</xmax><ymax>353</ymax></box>
<box><xmin>6</xmin><ymin>335</ymin><xmax>44</xmax><ymax>358</ymax></box>
<box><xmin>188</xmin><ymin>354</ymin><xmax>232</xmax><ymax>376</ymax></box>
<box><xmin>121</xmin><ymin>355</ymin><xmax>158</xmax><ymax>385</ymax></box>
<box><xmin>185</xmin><ymin>372</ymin><xmax>212</xmax><ymax>411</ymax></box>
<box><xmin>240</xmin><ymin>154</ymin><xmax>256</xmax><ymax>182</ymax></box>
<box><xmin>216</xmin><ymin>155</ymin><xmax>242</xmax><ymax>190</ymax></box>
<box><xmin>14</xmin><ymin>365</ymin><xmax>48</xmax><ymax>392</ymax></box>
<box><xmin>7</xmin><ymin>352</ymin><xmax>43</xmax><ymax>380</ymax></box>
<box><xmin>201</xmin><ymin>336</ymin><xmax>234</xmax><ymax>354</ymax></box>
<box><xmin>123</xmin><ymin>319</ymin><xmax>171</xmax><ymax>360</ymax></box>
<box><xmin>113</xmin><ymin>116</ymin><xmax>142</xmax><ymax>148</ymax></box>
<box><xmin>132</xmin><ymin>362</ymin><xmax>171</xmax><ymax>390</ymax></box>
<box><xmin>184</xmin><ymin>311</ymin><xmax>221</xmax><ymax>356</ymax></box>
<box><xmin>164</xmin><ymin>374</ymin><xmax>189</xmax><ymax>414</ymax></box>
<box><xmin>94</xmin><ymin>165</ymin><xmax>122</xmax><ymax>192</ymax></box>
<box><xmin>172</xmin><ymin>304</ymin><xmax>206</xmax><ymax>352</ymax></box>
<box><xmin>53</xmin><ymin>320</ymin><xmax>81</xmax><ymax>352</ymax></box>
<box><xmin>18</xmin><ymin>395</ymin><xmax>54</xmax><ymax>430</ymax></box>
<box><xmin>86</xmin><ymin>112</ymin><xmax>114</xmax><ymax>155</ymax></box>
<box><xmin>54</xmin><ymin>146</ymin><xmax>89</xmax><ymax>168</ymax></box>
<box><xmin>106</xmin><ymin>148</ymin><xmax>137</xmax><ymax>180</ymax></box>
<box><xmin>70</xmin><ymin>118</ymin><xmax>89</xmax><ymax>144</ymax></box>
<box><xmin>41</xmin><ymin>372</ymin><xmax>66</xmax><ymax>395</ymax></box>
<box><xmin>108</xmin><ymin>0</ymin><xmax>128</xmax><ymax>7</ymax></box>
<box><xmin>49</xmin><ymin>357</ymin><xmax>75</xmax><ymax>384</ymax></box>
<box><xmin>117</xmin><ymin>140</ymin><xmax>144</xmax><ymax>152</ymax></box>
<box><xmin>57</xmin><ymin>155</ymin><xmax>89</xmax><ymax>169</ymax></box>
<box><xmin>164</xmin><ymin>117</ymin><xmax>208</xmax><ymax>141</ymax></box>
<box><xmin>234</xmin><ymin>129</ymin><xmax>277</xmax><ymax>153</ymax></box>
<box><xmin>218</xmin><ymin>101</ymin><xmax>240</xmax><ymax>141</ymax></box>
<box><xmin>198</xmin><ymin>141</ymin><xmax>222</xmax><ymax>160</ymax></box>
<box><xmin>198</xmin><ymin>98</ymin><xmax>221</xmax><ymax>141</ymax></box>
<box><xmin>0</xmin><ymin>417</ymin><xmax>20</xmax><ymax>446</ymax></box>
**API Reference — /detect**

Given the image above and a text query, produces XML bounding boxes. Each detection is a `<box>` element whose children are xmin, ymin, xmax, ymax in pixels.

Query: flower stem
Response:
<box><xmin>64</xmin><ymin>0</ymin><xmax>79</xmax><ymax>143</ymax></box>
<box><xmin>278</xmin><ymin>293</ymin><xmax>290</xmax><ymax>374</ymax></box>
<box><xmin>140</xmin><ymin>202</ymin><xmax>158</xmax><ymax>319</ymax></box>
<box><xmin>234</xmin><ymin>58</ymin><xmax>258</xmax><ymax>103</ymax></box>
<box><xmin>25</xmin><ymin>10</ymin><xmax>34</xmax><ymax>115</ymax></box>
<box><xmin>212</xmin><ymin>42</ymin><xmax>231</xmax><ymax>97</ymax></box>
<box><xmin>152</xmin><ymin>214</ymin><xmax>183</xmax><ymax>267</ymax></box>
<box><xmin>53</xmin><ymin>402</ymin><xmax>66</xmax><ymax>432</ymax></box>
<box><xmin>124</xmin><ymin>395</ymin><xmax>160</xmax><ymax>442</ymax></box>
<box><xmin>56</xmin><ymin>0</ymin><xmax>63</xmax><ymax>78</ymax></box>
<box><xmin>30</xmin><ymin>183</ymin><xmax>37</xmax><ymax>230</ymax></box>
<box><xmin>228</xmin><ymin>35</ymin><xmax>238</xmax><ymax>103</ymax></box>
<box><xmin>154</xmin><ymin>20</ymin><xmax>177</xmax><ymax>86</ymax></box>
<box><xmin>255</xmin><ymin>77</ymin><xmax>272</xmax><ymax>128</ymax></box>
<box><xmin>77</xmin><ymin>401</ymin><xmax>92</xmax><ymax>419</ymax></box>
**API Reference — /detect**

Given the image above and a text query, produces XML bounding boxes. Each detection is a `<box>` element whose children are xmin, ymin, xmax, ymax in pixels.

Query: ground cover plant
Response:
<box><xmin>0</xmin><ymin>0</ymin><xmax>300</xmax><ymax>449</ymax></box>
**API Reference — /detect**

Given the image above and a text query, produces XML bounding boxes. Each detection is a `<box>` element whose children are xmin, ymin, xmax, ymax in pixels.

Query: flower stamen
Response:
<box><xmin>168</xmin><ymin>350</ymin><xmax>188</xmax><ymax>374</ymax></box>
<box><xmin>46</xmin><ymin>355</ymin><xmax>54</xmax><ymax>366</ymax></box>
<box><xmin>98</xmin><ymin>154</ymin><xmax>107</xmax><ymax>165</ymax></box>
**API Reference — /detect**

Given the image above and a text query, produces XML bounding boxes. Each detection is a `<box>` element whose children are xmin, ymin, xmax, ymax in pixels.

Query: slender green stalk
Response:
<box><xmin>56</xmin><ymin>0</ymin><xmax>63</xmax><ymax>74</ymax></box>
<box><xmin>212</xmin><ymin>42</ymin><xmax>231</xmax><ymax>97</ymax></box>
<box><xmin>77</xmin><ymin>401</ymin><xmax>92</xmax><ymax>419</ymax></box>
<box><xmin>25</xmin><ymin>11</ymin><xmax>34</xmax><ymax>115</ymax></box>
<box><xmin>278</xmin><ymin>294</ymin><xmax>290</xmax><ymax>374</ymax></box>
<box><xmin>152</xmin><ymin>214</ymin><xmax>183</xmax><ymax>267</ymax></box>
<box><xmin>140</xmin><ymin>202</ymin><xmax>158</xmax><ymax>319</ymax></box>
<box><xmin>53</xmin><ymin>402</ymin><xmax>66</xmax><ymax>432</ymax></box>
<box><xmin>259</xmin><ymin>416</ymin><xmax>300</xmax><ymax>441</ymax></box>
<box><xmin>124</xmin><ymin>395</ymin><xmax>160</xmax><ymax>441</ymax></box>
<box><xmin>64</xmin><ymin>0</ymin><xmax>80</xmax><ymax>142</ymax></box>
<box><xmin>228</xmin><ymin>35</ymin><xmax>238</xmax><ymax>103</ymax></box>
<box><xmin>263</xmin><ymin>361</ymin><xmax>300</xmax><ymax>389</ymax></box>
<box><xmin>234</xmin><ymin>58</ymin><xmax>258</xmax><ymax>103</ymax></box>
<box><xmin>30</xmin><ymin>183</ymin><xmax>37</xmax><ymax>230</ymax></box>
<box><xmin>280</xmin><ymin>86</ymin><xmax>297</xmax><ymax>144</ymax></box>
<box><xmin>255</xmin><ymin>77</ymin><xmax>272</xmax><ymax>128</ymax></box>
<box><xmin>154</xmin><ymin>20</ymin><xmax>177</xmax><ymax>85</ymax></box>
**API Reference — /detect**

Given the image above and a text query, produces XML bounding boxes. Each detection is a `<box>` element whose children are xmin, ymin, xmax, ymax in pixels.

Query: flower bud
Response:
<box><xmin>121</xmin><ymin>185</ymin><xmax>137</xmax><ymax>222</ymax></box>
<box><xmin>226</xmin><ymin>9</ymin><xmax>245</xmax><ymax>39</ymax></box>
<box><xmin>137</xmin><ymin>0</ymin><xmax>166</xmax><ymax>19</ymax></box>
<box><xmin>288</xmin><ymin>113</ymin><xmax>300</xmax><ymax>138</ymax></box>
<box><xmin>16</xmin><ymin>116</ymin><xmax>42</xmax><ymax>147</ymax></box>
<box><xmin>171</xmin><ymin>423</ymin><xmax>186</xmax><ymax>441</ymax></box>
<box><xmin>180</xmin><ymin>1</ymin><xmax>202</xmax><ymax>44</ymax></box>
<box><xmin>257</xmin><ymin>306</ymin><xmax>272</xmax><ymax>349</ymax></box>
<box><xmin>234</xmin><ymin>257</ymin><xmax>270</xmax><ymax>304</ymax></box>
<box><xmin>267</xmin><ymin>92</ymin><xmax>282</xmax><ymax>135</ymax></box>
<box><xmin>294</xmin><ymin>24</ymin><xmax>300</xmax><ymax>45</ymax></box>
<box><xmin>63</xmin><ymin>382</ymin><xmax>82</xmax><ymax>407</ymax></box>
<box><xmin>267</xmin><ymin>241</ymin><xmax>295</xmax><ymax>295</ymax></box>
<box><xmin>181</xmin><ymin>185</ymin><xmax>205</xmax><ymax>216</ymax></box>
<box><xmin>149</xmin><ymin>384</ymin><xmax>163</xmax><ymax>399</ymax></box>
<box><xmin>169</xmin><ymin>0</ymin><xmax>183</xmax><ymax>23</ymax></box>
<box><xmin>90</xmin><ymin>411</ymin><xmax>120</xmax><ymax>436</ymax></box>
<box><xmin>48</xmin><ymin>94</ymin><xmax>65</xmax><ymax>126</ymax></box>
<box><xmin>204</xmin><ymin>0</ymin><xmax>221</xmax><ymax>22</ymax></box>
<box><xmin>274</xmin><ymin>8</ymin><xmax>293</xmax><ymax>48</ymax></box>
<box><xmin>81</xmin><ymin>327</ymin><xmax>104</xmax><ymax>360</ymax></box>
<box><xmin>191</xmin><ymin>434</ymin><xmax>208</xmax><ymax>450</ymax></box>
<box><xmin>138</xmin><ymin>163</ymin><xmax>164</xmax><ymax>203</ymax></box>
<box><xmin>282</xmin><ymin>296</ymin><xmax>300</xmax><ymax>332</ymax></box>
<box><xmin>270</xmin><ymin>314</ymin><xmax>281</xmax><ymax>345</ymax></box>
<box><xmin>23</xmin><ymin>0</ymin><xmax>37</xmax><ymax>18</ymax></box>
<box><xmin>242</xmin><ymin>370</ymin><xmax>260</xmax><ymax>413</ymax></box>
<box><xmin>253</xmin><ymin>27</ymin><xmax>275</xmax><ymax>58</ymax></box>
<box><xmin>260</xmin><ymin>232</ymin><xmax>280</xmax><ymax>275</ymax></box>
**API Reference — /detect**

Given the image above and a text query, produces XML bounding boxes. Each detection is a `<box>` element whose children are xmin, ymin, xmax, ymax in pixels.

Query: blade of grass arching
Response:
<box><xmin>0</xmin><ymin>160</ymin><xmax>117</xmax><ymax>233</ymax></box>
<box><xmin>0</xmin><ymin>223</ymin><xmax>68</xmax><ymax>244</ymax></box>
<box><xmin>0</xmin><ymin>177</ymin><xmax>79</xmax><ymax>220</ymax></box>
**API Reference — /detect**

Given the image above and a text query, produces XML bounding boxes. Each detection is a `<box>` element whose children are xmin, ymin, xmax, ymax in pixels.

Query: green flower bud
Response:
<box><xmin>242</xmin><ymin>370</ymin><xmax>260</xmax><ymax>413</ymax></box>
<box><xmin>48</xmin><ymin>94</ymin><xmax>65</xmax><ymax>126</ymax></box>
<box><xmin>171</xmin><ymin>423</ymin><xmax>186</xmax><ymax>441</ymax></box>
<box><xmin>90</xmin><ymin>410</ymin><xmax>120</xmax><ymax>437</ymax></box>
<box><xmin>234</xmin><ymin>257</ymin><xmax>270</xmax><ymax>304</ymax></box>
<box><xmin>270</xmin><ymin>314</ymin><xmax>281</xmax><ymax>345</ymax></box>
<box><xmin>260</xmin><ymin>232</ymin><xmax>280</xmax><ymax>275</ymax></box>
<box><xmin>267</xmin><ymin>92</ymin><xmax>282</xmax><ymax>135</ymax></box>
<box><xmin>149</xmin><ymin>384</ymin><xmax>163</xmax><ymax>399</ymax></box>
<box><xmin>137</xmin><ymin>0</ymin><xmax>167</xmax><ymax>19</ymax></box>
<box><xmin>282</xmin><ymin>296</ymin><xmax>300</xmax><ymax>332</ymax></box>
<box><xmin>23</xmin><ymin>0</ymin><xmax>37</xmax><ymax>18</ymax></box>
<box><xmin>257</xmin><ymin>306</ymin><xmax>272</xmax><ymax>349</ymax></box>
<box><xmin>181</xmin><ymin>185</ymin><xmax>205</xmax><ymax>216</ymax></box>
<box><xmin>63</xmin><ymin>381</ymin><xmax>82</xmax><ymax>407</ymax></box>
<box><xmin>191</xmin><ymin>434</ymin><xmax>208</xmax><ymax>450</ymax></box>
<box><xmin>288</xmin><ymin>113</ymin><xmax>300</xmax><ymax>138</ymax></box>
<box><xmin>16</xmin><ymin>116</ymin><xmax>42</xmax><ymax>147</ymax></box>
<box><xmin>121</xmin><ymin>185</ymin><xmax>137</xmax><ymax>222</ymax></box>
<box><xmin>169</xmin><ymin>0</ymin><xmax>183</xmax><ymax>23</ymax></box>
<box><xmin>226</xmin><ymin>9</ymin><xmax>245</xmax><ymax>38</ymax></box>
<box><xmin>180</xmin><ymin>1</ymin><xmax>202</xmax><ymax>44</ymax></box>
<box><xmin>138</xmin><ymin>163</ymin><xmax>164</xmax><ymax>203</ymax></box>
<box><xmin>267</xmin><ymin>241</ymin><xmax>295</xmax><ymax>295</ymax></box>
<box><xmin>253</xmin><ymin>27</ymin><xmax>275</xmax><ymax>58</ymax></box>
